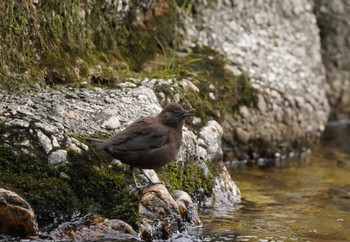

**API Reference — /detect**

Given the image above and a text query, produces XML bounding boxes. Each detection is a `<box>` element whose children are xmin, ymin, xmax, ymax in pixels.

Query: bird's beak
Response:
<box><xmin>182</xmin><ymin>108</ymin><xmax>196</xmax><ymax>117</ymax></box>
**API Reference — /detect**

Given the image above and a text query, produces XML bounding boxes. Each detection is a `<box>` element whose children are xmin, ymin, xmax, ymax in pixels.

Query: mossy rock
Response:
<box><xmin>0</xmin><ymin>0</ymin><xmax>177</xmax><ymax>89</ymax></box>
<box><xmin>0</xmin><ymin>129</ymin><xmax>141</xmax><ymax>229</ymax></box>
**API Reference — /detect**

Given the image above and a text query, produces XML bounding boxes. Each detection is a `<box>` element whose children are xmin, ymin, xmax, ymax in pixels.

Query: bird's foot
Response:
<box><xmin>129</xmin><ymin>186</ymin><xmax>142</xmax><ymax>196</ymax></box>
<box><xmin>129</xmin><ymin>180</ymin><xmax>143</xmax><ymax>195</ymax></box>
<box><xmin>129</xmin><ymin>181</ymin><xmax>165</xmax><ymax>196</ymax></box>
<box><xmin>149</xmin><ymin>180</ymin><xmax>165</xmax><ymax>186</ymax></box>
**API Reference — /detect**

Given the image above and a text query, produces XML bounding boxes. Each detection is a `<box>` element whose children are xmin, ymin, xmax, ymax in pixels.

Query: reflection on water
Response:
<box><xmin>197</xmin><ymin>124</ymin><xmax>350</xmax><ymax>241</ymax></box>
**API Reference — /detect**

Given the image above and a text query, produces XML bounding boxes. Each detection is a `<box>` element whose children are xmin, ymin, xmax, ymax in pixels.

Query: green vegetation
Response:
<box><xmin>158</xmin><ymin>159</ymin><xmax>214</xmax><ymax>198</ymax></box>
<box><xmin>151</xmin><ymin>47</ymin><xmax>258</xmax><ymax>125</ymax></box>
<box><xmin>0</xmin><ymin>125</ymin><xmax>140</xmax><ymax>228</ymax></box>
<box><xmin>0</xmin><ymin>0</ymin><xmax>176</xmax><ymax>89</ymax></box>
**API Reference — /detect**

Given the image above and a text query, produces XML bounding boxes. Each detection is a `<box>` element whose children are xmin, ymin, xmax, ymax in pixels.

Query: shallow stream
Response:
<box><xmin>197</xmin><ymin>123</ymin><xmax>350</xmax><ymax>241</ymax></box>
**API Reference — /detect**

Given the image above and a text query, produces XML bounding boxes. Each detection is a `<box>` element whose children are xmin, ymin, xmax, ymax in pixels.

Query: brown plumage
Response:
<box><xmin>86</xmin><ymin>103</ymin><xmax>195</xmax><ymax>188</ymax></box>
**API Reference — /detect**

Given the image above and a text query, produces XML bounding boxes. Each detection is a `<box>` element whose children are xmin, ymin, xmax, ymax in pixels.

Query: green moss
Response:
<box><xmin>158</xmin><ymin>160</ymin><xmax>214</xmax><ymax>197</ymax></box>
<box><xmin>64</xmin><ymin>148</ymin><xmax>141</xmax><ymax>228</ymax></box>
<box><xmin>0</xmin><ymin>1</ymin><xmax>178</xmax><ymax>89</ymax></box>
<box><xmin>0</xmin><ymin>146</ymin><xmax>78</xmax><ymax>227</ymax></box>
<box><xmin>151</xmin><ymin>47</ymin><xmax>258</xmax><ymax>125</ymax></box>
<box><xmin>0</xmin><ymin>127</ymin><xmax>141</xmax><ymax>229</ymax></box>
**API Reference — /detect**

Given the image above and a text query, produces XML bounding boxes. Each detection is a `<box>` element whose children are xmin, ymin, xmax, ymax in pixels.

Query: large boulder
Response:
<box><xmin>0</xmin><ymin>81</ymin><xmax>240</xmax><ymax>238</ymax></box>
<box><xmin>181</xmin><ymin>0</ymin><xmax>330</xmax><ymax>161</ymax></box>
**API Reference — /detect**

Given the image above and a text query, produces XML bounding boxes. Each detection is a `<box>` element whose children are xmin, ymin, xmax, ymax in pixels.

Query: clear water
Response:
<box><xmin>196</xmin><ymin>123</ymin><xmax>350</xmax><ymax>241</ymax></box>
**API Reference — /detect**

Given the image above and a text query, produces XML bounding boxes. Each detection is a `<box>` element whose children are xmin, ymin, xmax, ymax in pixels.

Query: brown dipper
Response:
<box><xmin>86</xmin><ymin>103</ymin><xmax>195</xmax><ymax>189</ymax></box>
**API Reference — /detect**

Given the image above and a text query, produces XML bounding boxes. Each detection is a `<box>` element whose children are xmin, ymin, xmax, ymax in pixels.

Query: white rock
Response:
<box><xmin>37</xmin><ymin>130</ymin><xmax>53</xmax><ymax>153</ymax></box>
<box><xmin>48</xmin><ymin>150</ymin><xmax>68</xmax><ymax>165</ymax></box>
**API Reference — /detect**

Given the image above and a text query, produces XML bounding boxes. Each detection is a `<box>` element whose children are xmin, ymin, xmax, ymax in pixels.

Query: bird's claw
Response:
<box><xmin>129</xmin><ymin>181</ymin><xmax>165</xmax><ymax>196</ymax></box>
<box><xmin>129</xmin><ymin>186</ymin><xmax>142</xmax><ymax>196</ymax></box>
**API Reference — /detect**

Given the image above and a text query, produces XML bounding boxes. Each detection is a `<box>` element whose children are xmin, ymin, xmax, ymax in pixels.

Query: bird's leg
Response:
<box><xmin>140</xmin><ymin>169</ymin><xmax>164</xmax><ymax>186</ymax></box>
<box><xmin>129</xmin><ymin>168</ymin><xmax>164</xmax><ymax>195</ymax></box>
<box><xmin>131</xmin><ymin>166</ymin><xmax>142</xmax><ymax>188</ymax></box>
<box><xmin>129</xmin><ymin>166</ymin><xmax>144</xmax><ymax>196</ymax></box>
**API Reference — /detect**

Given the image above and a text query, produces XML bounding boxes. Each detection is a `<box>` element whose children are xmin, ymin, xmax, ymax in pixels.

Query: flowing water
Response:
<box><xmin>196</xmin><ymin>123</ymin><xmax>350</xmax><ymax>242</ymax></box>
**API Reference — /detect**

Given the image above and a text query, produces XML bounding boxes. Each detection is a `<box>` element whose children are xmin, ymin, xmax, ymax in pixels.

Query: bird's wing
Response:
<box><xmin>105</xmin><ymin>117</ymin><xmax>168</xmax><ymax>151</ymax></box>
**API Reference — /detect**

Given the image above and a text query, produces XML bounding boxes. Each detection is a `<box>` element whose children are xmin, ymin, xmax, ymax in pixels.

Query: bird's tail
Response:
<box><xmin>86</xmin><ymin>138</ymin><xmax>104</xmax><ymax>149</ymax></box>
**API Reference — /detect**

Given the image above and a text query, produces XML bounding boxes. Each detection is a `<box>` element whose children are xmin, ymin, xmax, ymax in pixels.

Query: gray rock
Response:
<box><xmin>211</xmin><ymin>166</ymin><xmax>241</xmax><ymax>206</ymax></box>
<box><xmin>198</xmin><ymin>120</ymin><xmax>223</xmax><ymax>161</ymax></box>
<box><xmin>48</xmin><ymin>216</ymin><xmax>139</xmax><ymax>241</ymax></box>
<box><xmin>180</xmin><ymin>0</ymin><xmax>330</xmax><ymax>159</ymax></box>
<box><xmin>7</xmin><ymin>119</ymin><xmax>30</xmax><ymax>128</ymax></box>
<box><xmin>170</xmin><ymin>232</ymin><xmax>200</xmax><ymax>242</ymax></box>
<box><xmin>191</xmin><ymin>117</ymin><xmax>202</xmax><ymax>126</ymax></box>
<box><xmin>35</xmin><ymin>122</ymin><xmax>58</xmax><ymax>134</ymax></box>
<box><xmin>51</xmin><ymin>135</ymin><xmax>60</xmax><ymax>148</ymax></box>
<box><xmin>314</xmin><ymin>0</ymin><xmax>350</xmax><ymax>119</ymax></box>
<box><xmin>235</xmin><ymin>127</ymin><xmax>250</xmax><ymax>145</ymax></box>
<box><xmin>37</xmin><ymin>129</ymin><xmax>53</xmax><ymax>153</ymax></box>
<box><xmin>48</xmin><ymin>150</ymin><xmax>68</xmax><ymax>165</ymax></box>
<box><xmin>179</xmin><ymin>79</ymin><xmax>200</xmax><ymax>92</ymax></box>
<box><xmin>101</xmin><ymin>116</ymin><xmax>121</xmax><ymax>130</ymax></box>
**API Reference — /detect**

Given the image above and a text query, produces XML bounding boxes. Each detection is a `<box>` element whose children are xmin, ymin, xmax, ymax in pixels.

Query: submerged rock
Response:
<box><xmin>48</xmin><ymin>214</ymin><xmax>139</xmax><ymax>241</ymax></box>
<box><xmin>0</xmin><ymin>188</ymin><xmax>39</xmax><ymax>238</ymax></box>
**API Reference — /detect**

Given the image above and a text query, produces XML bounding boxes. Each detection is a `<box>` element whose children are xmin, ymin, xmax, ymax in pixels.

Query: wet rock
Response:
<box><xmin>171</xmin><ymin>190</ymin><xmax>202</xmax><ymax>227</ymax></box>
<box><xmin>48</xmin><ymin>215</ymin><xmax>139</xmax><ymax>241</ymax></box>
<box><xmin>138</xmin><ymin>171</ymin><xmax>202</xmax><ymax>240</ymax></box>
<box><xmin>48</xmin><ymin>150</ymin><xmax>68</xmax><ymax>165</ymax></box>
<box><xmin>139</xmin><ymin>183</ymin><xmax>183</xmax><ymax>240</ymax></box>
<box><xmin>0</xmin><ymin>188</ymin><xmax>39</xmax><ymax>237</ymax></box>
<box><xmin>169</xmin><ymin>232</ymin><xmax>201</xmax><ymax>242</ymax></box>
<box><xmin>211</xmin><ymin>166</ymin><xmax>241</xmax><ymax>206</ymax></box>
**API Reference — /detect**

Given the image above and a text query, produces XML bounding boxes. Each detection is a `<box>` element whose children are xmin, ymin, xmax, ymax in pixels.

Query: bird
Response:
<box><xmin>86</xmin><ymin>103</ymin><xmax>195</xmax><ymax>190</ymax></box>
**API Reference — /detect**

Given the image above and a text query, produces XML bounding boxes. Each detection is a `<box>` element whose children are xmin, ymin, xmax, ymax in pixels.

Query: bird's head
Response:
<box><xmin>159</xmin><ymin>103</ymin><xmax>195</xmax><ymax>128</ymax></box>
